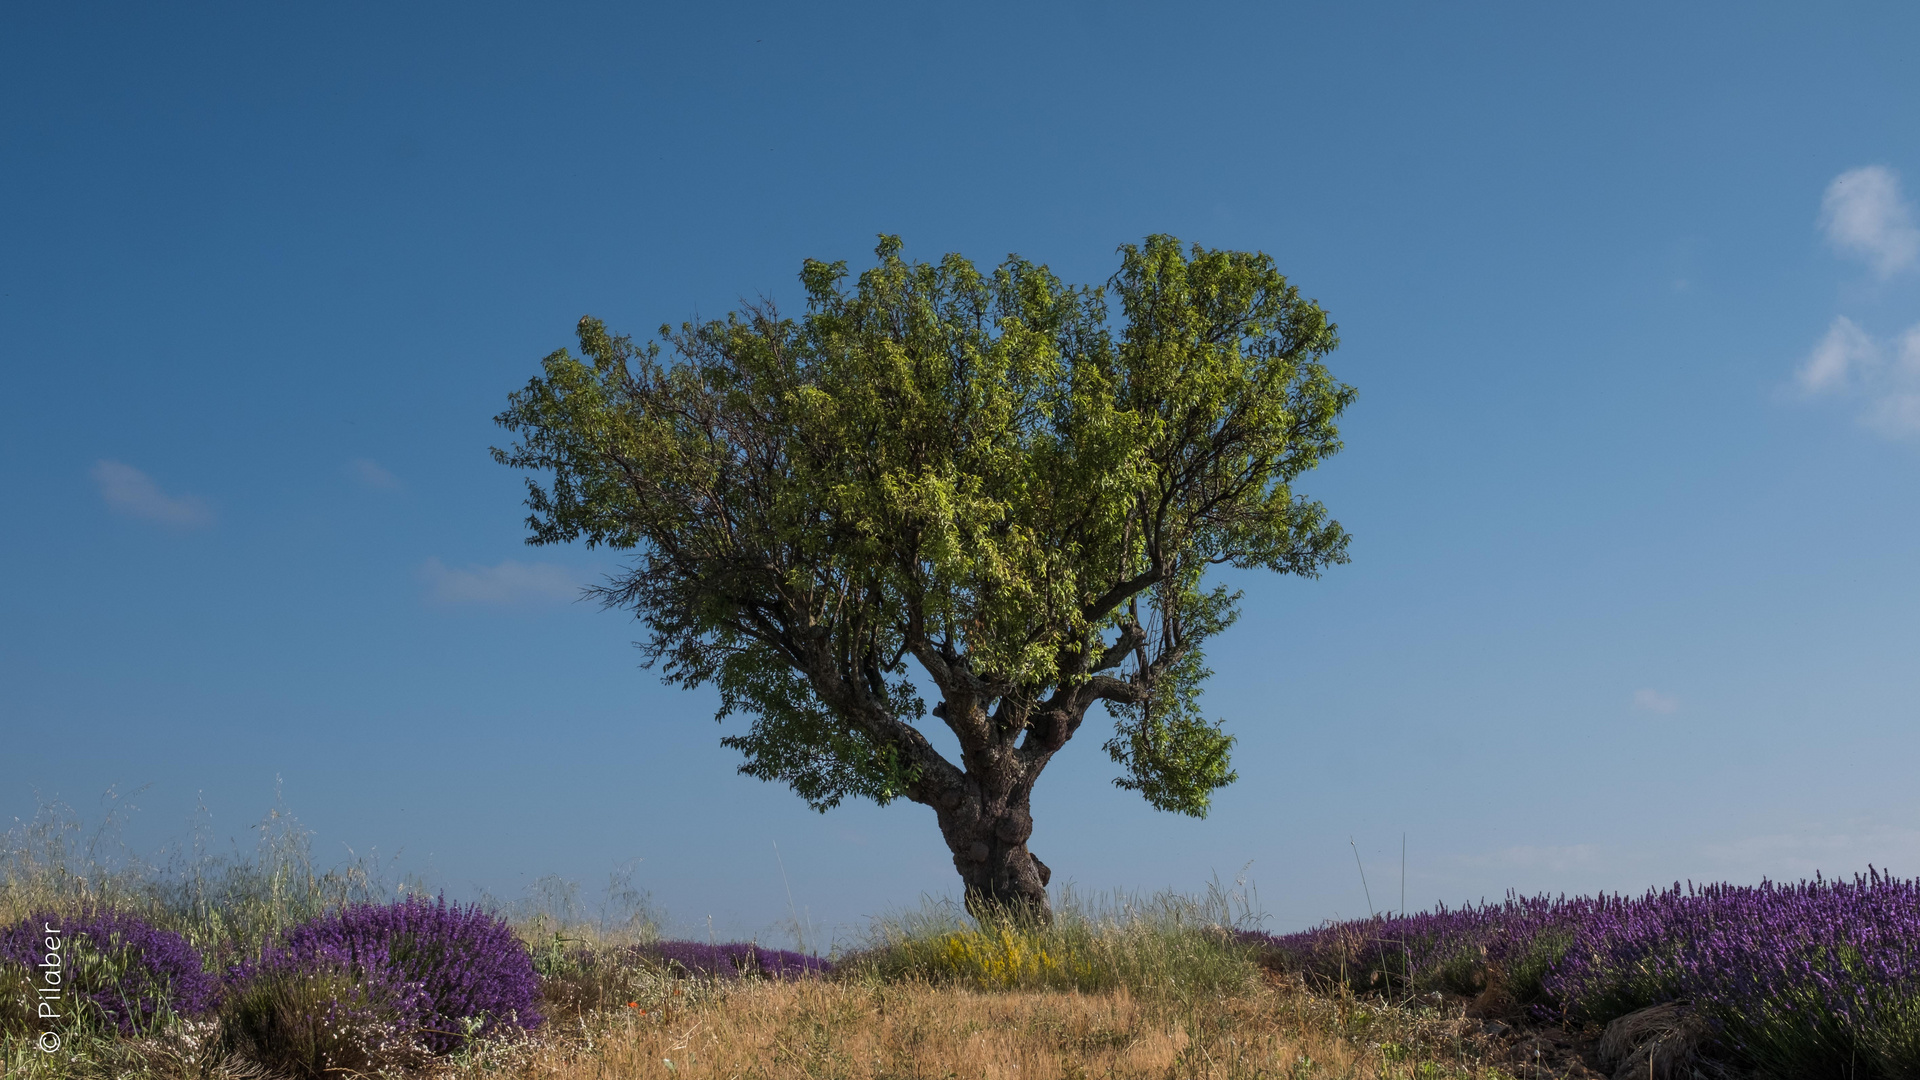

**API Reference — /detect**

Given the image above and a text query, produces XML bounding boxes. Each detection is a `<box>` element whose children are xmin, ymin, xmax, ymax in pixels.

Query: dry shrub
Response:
<box><xmin>1596</xmin><ymin>1002</ymin><xmax>1718</xmax><ymax>1080</ymax></box>
<box><xmin>221</xmin><ymin>963</ymin><xmax>430</xmax><ymax>1079</ymax></box>
<box><xmin>533</xmin><ymin>943</ymin><xmax>685</xmax><ymax>1022</ymax></box>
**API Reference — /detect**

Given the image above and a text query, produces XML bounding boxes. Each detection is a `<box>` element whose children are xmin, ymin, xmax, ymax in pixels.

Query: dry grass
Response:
<box><xmin>445</xmin><ymin>976</ymin><xmax>1518</xmax><ymax>1080</ymax></box>
<box><xmin>1593</xmin><ymin>1002</ymin><xmax>1716</xmax><ymax>1080</ymax></box>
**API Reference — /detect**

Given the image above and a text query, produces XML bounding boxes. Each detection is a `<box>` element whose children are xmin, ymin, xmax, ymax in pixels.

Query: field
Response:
<box><xmin>4</xmin><ymin>801</ymin><xmax>1916</xmax><ymax>1079</ymax></box>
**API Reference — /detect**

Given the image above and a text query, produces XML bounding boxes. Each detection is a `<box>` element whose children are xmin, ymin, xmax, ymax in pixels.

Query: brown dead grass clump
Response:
<box><xmin>1595</xmin><ymin>1002</ymin><xmax>1719</xmax><ymax>1080</ymax></box>
<box><xmin>454</xmin><ymin>976</ymin><xmax>1515</xmax><ymax>1080</ymax></box>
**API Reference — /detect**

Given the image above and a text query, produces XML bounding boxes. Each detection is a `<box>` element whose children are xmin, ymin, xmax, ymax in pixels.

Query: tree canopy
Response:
<box><xmin>493</xmin><ymin>235</ymin><xmax>1354</xmax><ymax>917</ymax></box>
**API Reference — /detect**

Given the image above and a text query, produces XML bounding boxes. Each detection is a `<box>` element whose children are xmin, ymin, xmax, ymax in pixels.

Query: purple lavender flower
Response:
<box><xmin>1248</xmin><ymin>869</ymin><xmax>1920</xmax><ymax>1078</ymax></box>
<box><xmin>648</xmin><ymin>940</ymin><xmax>832</xmax><ymax>980</ymax></box>
<box><xmin>1542</xmin><ymin>869</ymin><xmax>1920</xmax><ymax>1076</ymax></box>
<box><xmin>245</xmin><ymin>895</ymin><xmax>542</xmax><ymax>1053</ymax></box>
<box><xmin>1</xmin><ymin>910</ymin><xmax>218</xmax><ymax>1034</ymax></box>
<box><xmin>1244</xmin><ymin>892</ymin><xmax>1596</xmax><ymax>1004</ymax></box>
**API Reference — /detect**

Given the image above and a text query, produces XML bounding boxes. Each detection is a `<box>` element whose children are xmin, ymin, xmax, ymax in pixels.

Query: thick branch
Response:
<box><xmin>1082</xmin><ymin>565</ymin><xmax>1163</xmax><ymax>625</ymax></box>
<box><xmin>791</xmin><ymin>635</ymin><xmax>964</xmax><ymax>799</ymax></box>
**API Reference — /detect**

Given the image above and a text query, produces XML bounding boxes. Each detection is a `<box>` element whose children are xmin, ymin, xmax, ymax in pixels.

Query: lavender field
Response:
<box><xmin>1248</xmin><ymin>868</ymin><xmax>1920</xmax><ymax>1078</ymax></box>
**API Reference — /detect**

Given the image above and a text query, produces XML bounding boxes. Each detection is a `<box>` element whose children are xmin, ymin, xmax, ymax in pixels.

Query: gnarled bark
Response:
<box><xmin>931</xmin><ymin>775</ymin><xmax>1052</xmax><ymax>921</ymax></box>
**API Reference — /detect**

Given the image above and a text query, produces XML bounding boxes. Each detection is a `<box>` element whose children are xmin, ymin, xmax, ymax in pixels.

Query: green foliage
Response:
<box><xmin>714</xmin><ymin>659</ymin><xmax>925</xmax><ymax>811</ymax></box>
<box><xmin>1502</xmin><ymin>929</ymin><xmax>1575</xmax><ymax>1006</ymax></box>
<box><xmin>494</xmin><ymin>235</ymin><xmax>1353</xmax><ymax>821</ymax></box>
<box><xmin>1102</xmin><ymin>583</ymin><xmax>1240</xmax><ymax>815</ymax></box>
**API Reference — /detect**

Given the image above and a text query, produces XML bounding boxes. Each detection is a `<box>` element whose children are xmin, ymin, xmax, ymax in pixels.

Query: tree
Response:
<box><xmin>492</xmin><ymin>235</ymin><xmax>1354</xmax><ymax>921</ymax></box>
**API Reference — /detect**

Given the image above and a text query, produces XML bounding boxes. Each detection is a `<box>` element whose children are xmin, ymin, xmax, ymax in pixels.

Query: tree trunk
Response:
<box><xmin>933</xmin><ymin>779</ymin><xmax>1052</xmax><ymax>923</ymax></box>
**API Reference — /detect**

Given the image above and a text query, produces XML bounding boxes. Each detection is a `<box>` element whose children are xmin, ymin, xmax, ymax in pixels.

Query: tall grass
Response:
<box><xmin>1</xmin><ymin>794</ymin><xmax>660</xmax><ymax>961</ymax></box>
<box><xmin>846</xmin><ymin>881</ymin><xmax>1263</xmax><ymax>996</ymax></box>
<box><xmin>0</xmin><ymin>791</ymin><xmax>403</xmax><ymax>965</ymax></box>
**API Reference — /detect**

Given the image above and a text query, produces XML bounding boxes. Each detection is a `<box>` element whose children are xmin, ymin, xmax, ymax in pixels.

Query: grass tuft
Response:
<box><xmin>844</xmin><ymin>883</ymin><xmax>1262</xmax><ymax>996</ymax></box>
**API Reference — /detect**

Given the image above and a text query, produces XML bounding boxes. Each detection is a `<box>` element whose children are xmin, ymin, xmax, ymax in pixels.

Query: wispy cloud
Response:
<box><xmin>349</xmin><ymin>458</ymin><xmax>404</xmax><ymax>491</ymax></box>
<box><xmin>91</xmin><ymin>460</ymin><xmax>212</xmax><ymax>529</ymax></box>
<box><xmin>1821</xmin><ymin>166</ymin><xmax>1919</xmax><ymax>278</ymax></box>
<box><xmin>1632</xmin><ymin>688</ymin><xmax>1679</xmax><ymax>714</ymax></box>
<box><xmin>421</xmin><ymin>557</ymin><xmax>579</xmax><ymax>604</ymax></box>
<box><xmin>1795</xmin><ymin>168</ymin><xmax>1920</xmax><ymax>439</ymax></box>
<box><xmin>1795</xmin><ymin>317</ymin><xmax>1920</xmax><ymax>437</ymax></box>
<box><xmin>1796</xmin><ymin>316</ymin><xmax>1878</xmax><ymax>393</ymax></box>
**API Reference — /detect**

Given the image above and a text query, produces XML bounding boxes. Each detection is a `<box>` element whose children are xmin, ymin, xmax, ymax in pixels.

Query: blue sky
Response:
<box><xmin>4</xmin><ymin>2</ymin><xmax>1918</xmax><ymax>944</ymax></box>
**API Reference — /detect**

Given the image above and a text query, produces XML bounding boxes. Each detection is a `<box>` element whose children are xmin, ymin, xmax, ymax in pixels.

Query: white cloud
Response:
<box><xmin>1796</xmin><ymin>315</ymin><xmax>1878</xmax><ymax>392</ymax></box>
<box><xmin>1632</xmin><ymin>688</ymin><xmax>1679</xmax><ymax>714</ymax></box>
<box><xmin>422</xmin><ymin>557</ymin><xmax>578</xmax><ymax>604</ymax></box>
<box><xmin>1795</xmin><ymin>318</ymin><xmax>1920</xmax><ymax>438</ymax></box>
<box><xmin>1821</xmin><ymin>165</ymin><xmax>1920</xmax><ymax>277</ymax></box>
<box><xmin>91</xmin><ymin>460</ymin><xmax>212</xmax><ymax>529</ymax></box>
<box><xmin>349</xmin><ymin>458</ymin><xmax>403</xmax><ymax>491</ymax></box>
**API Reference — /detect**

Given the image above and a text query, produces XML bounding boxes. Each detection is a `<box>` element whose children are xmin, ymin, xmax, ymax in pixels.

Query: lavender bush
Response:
<box><xmin>0</xmin><ymin>910</ymin><xmax>218</xmax><ymax>1034</ymax></box>
<box><xmin>649</xmin><ymin>940</ymin><xmax>832</xmax><ymax>980</ymax></box>
<box><xmin>1252</xmin><ymin>869</ymin><xmax>1920</xmax><ymax>1079</ymax></box>
<box><xmin>1243</xmin><ymin>892</ymin><xmax>1599</xmax><ymax>1005</ymax></box>
<box><xmin>240</xmin><ymin>894</ymin><xmax>542</xmax><ymax>1053</ymax></box>
<box><xmin>1543</xmin><ymin>869</ymin><xmax>1920</xmax><ymax>1078</ymax></box>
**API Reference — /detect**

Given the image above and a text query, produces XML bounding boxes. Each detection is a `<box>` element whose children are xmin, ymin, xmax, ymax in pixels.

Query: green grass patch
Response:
<box><xmin>844</xmin><ymin>883</ymin><xmax>1262</xmax><ymax>996</ymax></box>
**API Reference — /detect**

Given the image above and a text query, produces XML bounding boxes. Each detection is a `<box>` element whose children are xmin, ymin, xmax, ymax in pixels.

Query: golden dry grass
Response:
<box><xmin>454</xmin><ymin>977</ymin><xmax>1512</xmax><ymax>1080</ymax></box>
